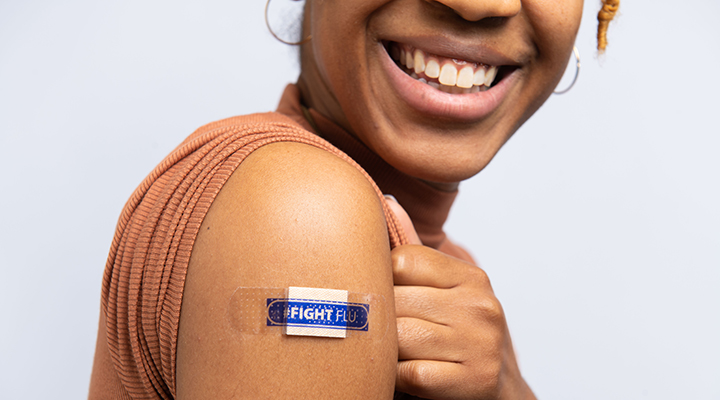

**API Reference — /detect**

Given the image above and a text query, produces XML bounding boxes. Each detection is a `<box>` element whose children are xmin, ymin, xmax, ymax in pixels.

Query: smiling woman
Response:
<box><xmin>88</xmin><ymin>1</ymin><xmax>617</xmax><ymax>399</ymax></box>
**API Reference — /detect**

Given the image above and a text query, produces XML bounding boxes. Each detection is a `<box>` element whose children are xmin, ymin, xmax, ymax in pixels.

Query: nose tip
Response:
<box><xmin>427</xmin><ymin>0</ymin><xmax>521</xmax><ymax>21</ymax></box>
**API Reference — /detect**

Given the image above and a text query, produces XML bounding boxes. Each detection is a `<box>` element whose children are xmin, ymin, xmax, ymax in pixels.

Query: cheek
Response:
<box><xmin>523</xmin><ymin>0</ymin><xmax>583</xmax><ymax>95</ymax></box>
<box><xmin>525</xmin><ymin>0</ymin><xmax>583</xmax><ymax>46</ymax></box>
<box><xmin>307</xmin><ymin>0</ymin><xmax>389</xmax><ymax>69</ymax></box>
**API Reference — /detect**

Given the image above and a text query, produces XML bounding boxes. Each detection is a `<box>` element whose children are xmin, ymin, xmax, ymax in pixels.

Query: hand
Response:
<box><xmin>386</xmin><ymin>198</ymin><xmax>535</xmax><ymax>400</ymax></box>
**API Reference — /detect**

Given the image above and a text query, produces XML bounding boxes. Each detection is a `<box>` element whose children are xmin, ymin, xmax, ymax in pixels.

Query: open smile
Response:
<box><xmin>387</xmin><ymin>42</ymin><xmax>503</xmax><ymax>94</ymax></box>
<box><xmin>379</xmin><ymin>40</ymin><xmax>519</xmax><ymax>121</ymax></box>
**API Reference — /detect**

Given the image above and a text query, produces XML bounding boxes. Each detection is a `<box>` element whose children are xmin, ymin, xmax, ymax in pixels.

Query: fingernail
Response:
<box><xmin>383</xmin><ymin>194</ymin><xmax>398</xmax><ymax>203</ymax></box>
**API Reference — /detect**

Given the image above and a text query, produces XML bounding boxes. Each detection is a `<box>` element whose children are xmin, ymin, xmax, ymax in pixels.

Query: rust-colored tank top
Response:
<box><xmin>89</xmin><ymin>85</ymin><xmax>469</xmax><ymax>399</ymax></box>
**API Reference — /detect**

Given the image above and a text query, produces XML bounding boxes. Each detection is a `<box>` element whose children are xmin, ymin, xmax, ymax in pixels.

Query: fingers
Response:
<box><xmin>384</xmin><ymin>195</ymin><xmax>422</xmax><ymax>245</ymax></box>
<box><xmin>397</xmin><ymin>359</ymin><xmax>508</xmax><ymax>400</ymax></box>
<box><xmin>397</xmin><ymin>317</ymin><xmax>458</xmax><ymax>361</ymax></box>
<box><xmin>385</xmin><ymin>194</ymin><xmax>486</xmax><ymax>289</ymax></box>
<box><xmin>394</xmin><ymin>285</ymin><xmax>472</xmax><ymax>324</ymax></box>
<box><xmin>392</xmin><ymin>244</ymin><xmax>484</xmax><ymax>289</ymax></box>
<box><xmin>396</xmin><ymin>360</ymin><xmax>468</xmax><ymax>400</ymax></box>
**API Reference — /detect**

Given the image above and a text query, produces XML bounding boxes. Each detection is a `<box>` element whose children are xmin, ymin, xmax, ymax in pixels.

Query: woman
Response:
<box><xmin>89</xmin><ymin>0</ymin><xmax>619</xmax><ymax>399</ymax></box>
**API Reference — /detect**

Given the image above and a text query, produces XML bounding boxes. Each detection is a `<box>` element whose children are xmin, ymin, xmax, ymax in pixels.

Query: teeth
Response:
<box><xmin>484</xmin><ymin>66</ymin><xmax>498</xmax><ymax>87</ymax></box>
<box><xmin>457</xmin><ymin>66</ymin><xmax>474</xmax><ymax>88</ymax></box>
<box><xmin>473</xmin><ymin>68</ymin><xmax>486</xmax><ymax>86</ymax></box>
<box><xmin>392</xmin><ymin>44</ymin><xmax>500</xmax><ymax>93</ymax></box>
<box><xmin>439</xmin><ymin>64</ymin><xmax>458</xmax><ymax>86</ymax></box>
<box><xmin>438</xmin><ymin>85</ymin><xmax>454</xmax><ymax>94</ymax></box>
<box><xmin>425</xmin><ymin>59</ymin><xmax>440</xmax><ymax>79</ymax></box>
<box><xmin>413</xmin><ymin>49</ymin><xmax>425</xmax><ymax>74</ymax></box>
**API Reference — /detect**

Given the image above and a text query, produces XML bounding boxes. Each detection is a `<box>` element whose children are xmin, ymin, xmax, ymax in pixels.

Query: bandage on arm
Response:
<box><xmin>176</xmin><ymin>142</ymin><xmax>397</xmax><ymax>400</ymax></box>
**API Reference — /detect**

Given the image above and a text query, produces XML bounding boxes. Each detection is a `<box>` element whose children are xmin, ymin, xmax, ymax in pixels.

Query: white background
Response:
<box><xmin>1</xmin><ymin>1</ymin><xmax>718</xmax><ymax>399</ymax></box>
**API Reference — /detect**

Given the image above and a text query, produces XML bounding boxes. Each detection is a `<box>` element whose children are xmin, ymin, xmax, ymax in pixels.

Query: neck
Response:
<box><xmin>420</xmin><ymin>179</ymin><xmax>459</xmax><ymax>192</ymax></box>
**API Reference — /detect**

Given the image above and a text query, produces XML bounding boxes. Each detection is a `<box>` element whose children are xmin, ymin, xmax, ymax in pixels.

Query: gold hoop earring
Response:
<box><xmin>554</xmin><ymin>46</ymin><xmax>580</xmax><ymax>95</ymax></box>
<box><xmin>265</xmin><ymin>0</ymin><xmax>312</xmax><ymax>46</ymax></box>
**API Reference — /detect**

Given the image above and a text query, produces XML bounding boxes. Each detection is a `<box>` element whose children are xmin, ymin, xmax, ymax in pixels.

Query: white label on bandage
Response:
<box><xmin>283</xmin><ymin>287</ymin><xmax>350</xmax><ymax>338</ymax></box>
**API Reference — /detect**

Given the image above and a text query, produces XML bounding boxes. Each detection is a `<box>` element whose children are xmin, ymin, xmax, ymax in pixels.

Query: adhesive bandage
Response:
<box><xmin>227</xmin><ymin>287</ymin><xmax>387</xmax><ymax>341</ymax></box>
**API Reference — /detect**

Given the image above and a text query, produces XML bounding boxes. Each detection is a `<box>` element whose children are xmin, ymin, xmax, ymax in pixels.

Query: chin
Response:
<box><xmin>378</xmin><ymin>136</ymin><xmax>505</xmax><ymax>184</ymax></box>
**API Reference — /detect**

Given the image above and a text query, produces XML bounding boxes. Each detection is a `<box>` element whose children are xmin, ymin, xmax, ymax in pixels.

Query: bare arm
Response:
<box><xmin>176</xmin><ymin>142</ymin><xmax>398</xmax><ymax>399</ymax></box>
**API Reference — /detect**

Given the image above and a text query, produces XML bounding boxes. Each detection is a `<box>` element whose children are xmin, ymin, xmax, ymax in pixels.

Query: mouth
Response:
<box><xmin>378</xmin><ymin>40</ymin><xmax>518</xmax><ymax>121</ymax></box>
<box><xmin>383</xmin><ymin>41</ymin><xmax>514</xmax><ymax>95</ymax></box>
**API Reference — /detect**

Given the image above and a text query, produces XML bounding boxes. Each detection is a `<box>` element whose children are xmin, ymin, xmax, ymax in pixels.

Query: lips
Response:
<box><xmin>389</xmin><ymin>42</ymin><xmax>499</xmax><ymax>94</ymax></box>
<box><xmin>378</xmin><ymin>40</ymin><xmax>518</xmax><ymax>121</ymax></box>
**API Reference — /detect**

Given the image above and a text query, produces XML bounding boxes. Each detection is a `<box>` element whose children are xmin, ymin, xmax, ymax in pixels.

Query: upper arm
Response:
<box><xmin>176</xmin><ymin>142</ymin><xmax>397</xmax><ymax>399</ymax></box>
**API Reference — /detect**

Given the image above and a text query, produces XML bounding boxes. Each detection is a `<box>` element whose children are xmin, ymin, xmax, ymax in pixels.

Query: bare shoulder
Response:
<box><xmin>177</xmin><ymin>141</ymin><xmax>397</xmax><ymax>399</ymax></box>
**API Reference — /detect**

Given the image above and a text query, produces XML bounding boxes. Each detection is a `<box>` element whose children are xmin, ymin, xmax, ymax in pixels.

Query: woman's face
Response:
<box><xmin>299</xmin><ymin>0</ymin><xmax>583</xmax><ymax>184</ymax></box>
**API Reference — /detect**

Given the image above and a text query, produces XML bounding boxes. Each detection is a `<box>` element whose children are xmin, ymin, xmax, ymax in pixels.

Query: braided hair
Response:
<box><xmin>597</xmin><ymin>0</ymin><xmax>620</xmax><ymax>51</ymax></box>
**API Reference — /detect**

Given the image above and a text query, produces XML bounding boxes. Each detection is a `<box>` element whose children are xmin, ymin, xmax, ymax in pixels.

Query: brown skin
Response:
<box><xmin>177</xmin><ymin>143</ymin><xmax>398</xmax><ymax>399</ymax></box>
<box><xmin>299</xmin><ymin>0</ymin><xmax>583</xmax><ymax>184</ymax></box>
<box><xmin>388</xmin><ymin>199</ymin><xmax>535</xmax><ymax>399</ymax></box>
<box><xmin>298</xmin><ymin>0</ymin><xmax>582</xmax><ymax>397</ymax></box>
<box><xmin>177</xmin><ymin>0</ymin><xmax>581</xmax><ymax>398</ymax></box>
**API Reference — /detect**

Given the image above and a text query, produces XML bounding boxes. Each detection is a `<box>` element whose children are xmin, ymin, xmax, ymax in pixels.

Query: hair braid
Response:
<box><xmin>597</xmin><ymin>0</ymin><xmax>620</xmax><ymax>52</ymax></box>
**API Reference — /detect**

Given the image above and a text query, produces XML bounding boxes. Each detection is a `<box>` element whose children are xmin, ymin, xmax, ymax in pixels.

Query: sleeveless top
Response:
<box><xmin>88</xmin><ymin>85</ymin><xmax>470</xmax><ymax>399</ymax></box>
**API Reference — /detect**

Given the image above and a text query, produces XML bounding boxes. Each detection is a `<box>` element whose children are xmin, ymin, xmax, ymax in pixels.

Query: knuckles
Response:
<box><xmin>459</xmin><ymin>268</ymin><xmax>505</xmax><ymax>327</ymax></box>
<box><xmin>400</xmin><ymin>360</ymin><xmax>503</xmax><ymax>400</ymax></box>
<box><xmin>466</xmin><ymin>295</ymin><xmax>506</xmax><ymax>326</ymax></box>
<box><xmin>391</xmin><ymin>248</ymin><xmax>411</xmax><ymax>278</ymax></box>
<box><xmin>464</xmin><ymin>264</ymin><xmax>492</xmax><ymax>288</ymax></box>
<box><xmin>391</xmin><ymin>244</ymin><xmax>423</xmax><ymax>277</ymax></box>
<box><xmin>399</xmin><ymin>361</ymin><xmax>441</xmax><ymax>395</ymax></box>
<box><xmin>474</xmin><ymin>361</ymin><xmax>503</xmax><ymax>399</ymax></box>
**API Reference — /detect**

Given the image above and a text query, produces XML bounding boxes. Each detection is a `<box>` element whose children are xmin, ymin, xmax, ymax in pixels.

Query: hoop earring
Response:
<box><xmin>554</xmin><ymin>46</ymin><xmax>580</xmax><ymax>95</ymax></box>
<box><xmin>265</xmin><ymin>0</ymin><xmax>312</xmax><ymax>46</ymax></box>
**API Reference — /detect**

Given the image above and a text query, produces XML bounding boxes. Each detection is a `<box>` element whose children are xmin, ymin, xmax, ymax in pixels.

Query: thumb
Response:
<box><xmin>384</xmin><ymin>195</ymin><xmax>422</xmax><ymax>245</ymax></box>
